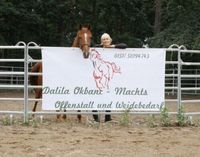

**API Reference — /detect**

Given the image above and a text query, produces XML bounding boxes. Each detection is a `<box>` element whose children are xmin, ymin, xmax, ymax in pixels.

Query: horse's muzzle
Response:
<box><xmin>83</xmin><ymin>52</ymin><xmax>90</xmax><ymax>59</ymax></box>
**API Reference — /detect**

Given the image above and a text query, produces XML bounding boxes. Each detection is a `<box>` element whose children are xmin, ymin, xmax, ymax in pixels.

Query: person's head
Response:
<box><xmin>101</xmin><ymin>33</ymin><xmax>112</xmax><ymax>47</ymax></box>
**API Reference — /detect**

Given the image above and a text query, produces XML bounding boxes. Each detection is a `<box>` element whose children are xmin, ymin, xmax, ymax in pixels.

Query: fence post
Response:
<box><xmin>177</xmin><ymin>48</ymin><xmax>182</xmax><ymax>111</ymax></box>
<box><xmin>15</xmin><ymin>41</ymin><xmax>29</xmax><ymax>123</ymax></box>
<box><xmin>26</xmin><ymin>42</ymin><xmax>40</xmax><ymax>122</ymax></box>
<box><xmin>24</xmin><ymin>43</ymin><xmax>29</xmax><ymax>123</ymax></box>
<box><xmin>177</xmin><ymin>45</ymin><xmax>187</xmax><ymax>111</ymax></box>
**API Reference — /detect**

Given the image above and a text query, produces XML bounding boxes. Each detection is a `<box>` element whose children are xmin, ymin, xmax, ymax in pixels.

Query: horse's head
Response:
<box><xmin>72</xmin><ymin>24</ymin><xmax>92</xmax><ymax>59</ymax></box>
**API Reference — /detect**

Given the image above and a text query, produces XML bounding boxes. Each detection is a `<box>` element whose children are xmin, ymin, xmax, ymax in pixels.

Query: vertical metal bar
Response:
<box><xmin>177</xmin><ymin>48</ymin><xmax>181</xmax><ymax>111</ymax></box>
<box><xmin>11</xmin><ymin>67</ymin><xmax>14</xmax><ymax>84</ymax></box>
<box><xmin>25</xmin><ymin>42</ymin><xmax>40</xmax><ymax>122</ymax></box>
<box><xmin>195</xmin><ymin>69</ymin><xmax>197</xmax><ymax>94</ymax></box>
<box><xmin>172</xmin><ymin>69</ymin><xmax>175</xmax><ymax>95</ymax></box>
<box><xmin>24</xmin><ymin>44</ymin><xmax>29</xmax><ymax>123</ymax></box>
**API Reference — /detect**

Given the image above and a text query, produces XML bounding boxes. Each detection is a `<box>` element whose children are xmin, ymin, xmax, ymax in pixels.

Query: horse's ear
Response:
<box><xmin>79</xmin><ymin>24</ymin><xmax>82</xmax><ymax>30</ymax></box>
<box><xmin>87</xmin><ymin>24</ymin><xmax>91</xmax><ymax>30</ymax></box>
<box><xmin>79</xmin><ymin>23</ymin><xmax>91</xmax><ymax>30</ymax></box>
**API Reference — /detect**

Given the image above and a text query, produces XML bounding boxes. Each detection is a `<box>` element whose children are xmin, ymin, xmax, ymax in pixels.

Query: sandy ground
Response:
<box><xmin>0</xmin><ymin>90</ymin><xmax>200</xmax><ymax>157</ymax></box>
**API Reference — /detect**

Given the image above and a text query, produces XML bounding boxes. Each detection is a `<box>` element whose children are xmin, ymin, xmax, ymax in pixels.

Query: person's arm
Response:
<box><xmin>114</xmin><ymin>43</ymin><xmax>128</xmax><ymax>49</ymax></box>
<box><xmin>94</xmin><ymin>44</ymin><xmax>103</xmax><ymax>47</ymax></box>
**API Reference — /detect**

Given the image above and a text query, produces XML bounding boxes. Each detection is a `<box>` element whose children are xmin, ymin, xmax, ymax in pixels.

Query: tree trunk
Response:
<box><xmin>154</xmin><ymin>0</ymin><xmax>162</xmax><ymax>35</ymax></box>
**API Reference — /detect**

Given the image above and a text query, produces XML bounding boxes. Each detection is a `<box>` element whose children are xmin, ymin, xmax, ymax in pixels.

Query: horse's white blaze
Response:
<box><xmin>84</xmin><ymin>33</ymin><xmax>88</xmax><ymax>45</ymax></box>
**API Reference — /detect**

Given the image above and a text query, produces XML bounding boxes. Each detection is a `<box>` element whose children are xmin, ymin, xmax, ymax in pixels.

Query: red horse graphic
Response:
<box><xmin>90</xmin><ymin>49</ymin><xmax>121</xmax><ymax>91</ymax></box>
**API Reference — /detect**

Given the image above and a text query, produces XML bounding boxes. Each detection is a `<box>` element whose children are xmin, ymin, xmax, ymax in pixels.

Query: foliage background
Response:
<box><xmin>0</xmin><ymin>0</ymin><xmax>199</xmax><ymax>59</ymax></box>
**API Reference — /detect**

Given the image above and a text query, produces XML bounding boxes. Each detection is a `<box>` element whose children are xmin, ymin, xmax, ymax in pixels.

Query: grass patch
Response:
<box><xmin>176</xmin><ymin>105</ymin><xmax>186</xmax><ymax>126</ymax></box>
<box><xmin>160</xmin><ymin>107</ymin><xmax>171</xmax><ymax>127</ymax></box>
<box><xmin>120</xmin><ymin>109</ymin><xmax>130</xmax><ymax>126</ymax></box>
<box><xmin>147</xmin><ymin>114</ymin><xmax>157</xmax><ymax>128</ymax></box>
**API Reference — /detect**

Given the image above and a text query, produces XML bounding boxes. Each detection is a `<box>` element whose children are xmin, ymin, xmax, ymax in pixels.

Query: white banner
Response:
<box><xmin>42</xmin><ymin>47</ymin><xmax>166</xmax><ymax>111</ymax></box>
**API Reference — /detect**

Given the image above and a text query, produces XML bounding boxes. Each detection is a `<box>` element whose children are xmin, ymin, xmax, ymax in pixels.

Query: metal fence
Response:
<box><xmin>0</xmin><ymin>42</ymin><xmax>200</xmax><ymax>123</ymax></box>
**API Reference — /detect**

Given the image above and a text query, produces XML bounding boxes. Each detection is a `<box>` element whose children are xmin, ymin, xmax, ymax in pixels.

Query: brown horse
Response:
<box><xmin>30</xmin><ymin>24</ymin><xmax>92</xmax><ymax>121</ymax></box>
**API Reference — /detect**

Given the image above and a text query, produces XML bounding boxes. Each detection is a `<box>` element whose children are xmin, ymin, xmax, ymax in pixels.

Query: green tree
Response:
<box><xmin>149</xmin><ymin>0</ymin><xmax>200</xmax><ymax>49</ymax></box>
<box><xmin>0</xmin><ymin>0</ymin><xmax>199</xmax><ymax>50</ymax></box>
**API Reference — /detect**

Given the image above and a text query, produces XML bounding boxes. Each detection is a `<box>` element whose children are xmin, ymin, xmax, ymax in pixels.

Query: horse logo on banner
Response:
<box><xmin>90</xmin><ymin>49</ymin><xmax>121</xmax><ymax>91</ymax></box>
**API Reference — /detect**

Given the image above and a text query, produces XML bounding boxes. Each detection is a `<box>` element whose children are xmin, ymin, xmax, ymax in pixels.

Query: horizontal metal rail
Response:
<box><xmin>181</xmin><ymin>75</ymin><xmax>200</xmax><ymax>78</ymax></box>
<box><xmin>0</xmin><ymin>46</ymin><xmax>25</xmax><ymax>49</ymax></box>
<box><xmin>0</xmin><ymin>111</ymin><xmax>23</xmax><ymax>114</ymax></box>
<box><xmin>0</xmin><ymin>85</ymin><xmax>43</xmax><ymax>89</ymax></box>
<box><xmin>28</xmin><ymin>59</ymin><xmax>42</xmax><ymax>63</ymax></box>
<box><xmin>0</xmin><ymin>98</ymin><xmax>42</xmax><ymax>101</ymax></box>
<box><xmin>0</xmin><ymin>85</ymin><xmax>24</xmax><ymax>88</ymax></box>
<box><xmin>165</xmin><ymin>61</ymin><xmax>178</xmax><ymax>64</ymax></box>
<box><xmin>182</xmin><ymin>62</ymin><xmax>200</xmax><ymax>66</ymax></box>
<box><xmin>181</xmin><ymin>99</ymin><xmax>200</xmax><ymax>103</ymax></box>
<box><xmin>0</xmin><ymin>72</ymin><xmax>24</xmax><ymax>75</ymax></box>
<box><xmin>0</xmin><ymin>59</ymin><xmax>25</xmax><ymax>62</ymax></box>
<box><xmin>180</xmin><ymin>49</ymin><xmax>200</xmax><ymax>53</ymax></box>
<box><xmin>0</xmin><ymin>98</ymin><xmax>24</xmax><ymax>101</ymax></box>
<box><xmin>181</xmin><ymin>87</ymin><xmax>200</xmax><ymax>90</ymax></box>
<box><xmin>28</xmin><ymin>72</ymin><xmax>42</xmax><ymax>76</ymax></box>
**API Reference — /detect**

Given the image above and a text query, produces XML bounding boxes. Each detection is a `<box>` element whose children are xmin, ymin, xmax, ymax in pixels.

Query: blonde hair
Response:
<box><xmin>101</xmin><ymin>33</ymin><xmax>112</xmax><ymax>44</ymax></box>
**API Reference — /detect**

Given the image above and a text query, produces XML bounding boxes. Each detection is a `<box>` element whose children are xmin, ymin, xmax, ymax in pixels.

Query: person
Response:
<box><xmin>93</xmin><ymin>33</ymin><xmax>127</xmax><ymax>122</ymax></box>
<box><xmin>95</xmin><ymin>33</ymin><xmax>127</xmax><ymax>49</ymax></box>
